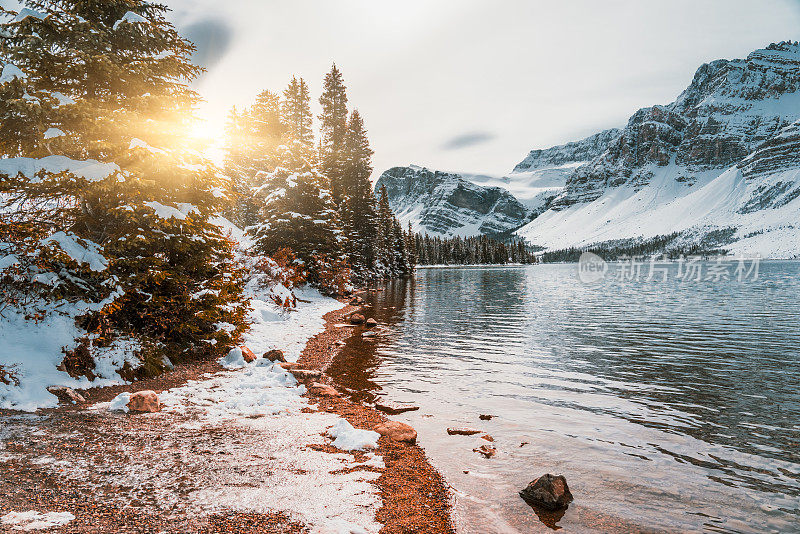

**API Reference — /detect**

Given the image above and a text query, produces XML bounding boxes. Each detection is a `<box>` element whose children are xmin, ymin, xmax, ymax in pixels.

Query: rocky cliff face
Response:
<box><xmin>516</xmin><ymin>41</ymin><xmax>800</xmax><ymax>258</ymax></box>
<box><xmin>550</xmin><ymin>41</ymin><xmax>800</xmax><ymax>209</ymax></box>
<box><xmin>375</xmin><ymin>166</ymin><xmax>532</xmax><ymax>237</ymax></box>
<box><xmin>512</xmin><ymin>129</ymin><xmax>621</xmax><ymax>173</ymax></box>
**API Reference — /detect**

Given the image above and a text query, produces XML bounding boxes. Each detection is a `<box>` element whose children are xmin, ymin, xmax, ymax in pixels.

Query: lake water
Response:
<box><xmin>327</xmin><ymin>261</ymin><xmax>800</xmax><ymax>533</ymax></box>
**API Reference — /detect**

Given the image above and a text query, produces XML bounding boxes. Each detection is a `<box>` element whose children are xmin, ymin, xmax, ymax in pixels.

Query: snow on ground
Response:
<box><xmin>90</xmin><ymin>291</ymin><xmax>382</xmax><ymax>533</ymax></box>
<box><xmin>517</xmin><ymin>163</ymin><xmax>800</xmax><ymax>258</ymax></box>
<box><xmin>0</xmin><ymin>302</ymin><xmax>137</xmax><ymax>411</ymax></box>
<box><xmin>1</xmin><ymin>510</ymin><xmax>75</xmax><ymax>531</ymax></box>
<box><xmin>242</xmin><ymin>286</ymin><xmax>343</xmax><ymax>362</ymax></box>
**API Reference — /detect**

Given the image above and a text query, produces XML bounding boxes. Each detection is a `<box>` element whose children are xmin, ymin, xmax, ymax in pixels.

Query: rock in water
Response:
<box><xmin>519</xmin><ymin>474</ymin><xmax>573</xmax><ymax>510</ymax></box>
<box><xmin>262</xmin><ymin>349</ymin><xmax>286</xmax><ymax>362</ymax></box>
<box><xmin>365</xmin><ymin>317</ymin><xmax>378</xmax><ymax>327</ymax></box>
<box><xmin>127</xmin><ymin>390</ymin><xmax>160</xmax><ymax>413</ymax></box>
<box><xmin>473</xmin><ymin>444</ymin><xmax>496</xmax><ymax>458</ymax></box>
<box><xmin>447</xmin><ymin>427</ymin><xmax>481</xmax><ymax>436</ymax></box>
<box><xmin>240</xmin><ymin>346</ymin><xmax>257</xmax><ymax>363</ymax></box>
<box><xmin>349</xmin><ymin>314</ymin><xmax>366</xmax><ymax>325</ymax></box>
<box><xmin>374</xmin><ymin>421</ymin><xmax>417</xmax><ymax>444</ymax></box>
<box><xmin>375</xmin><ymin>402</ymin><xmax>419</xmax><ymax>415</ymax></box>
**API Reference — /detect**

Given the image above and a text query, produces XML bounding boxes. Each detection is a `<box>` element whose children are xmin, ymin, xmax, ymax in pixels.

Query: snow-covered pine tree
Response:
<box><xmin>248</xmin><ymin>142</ymin><xmax>344</xmax><ymax>289</ymax></box>
<box><xmin>224</xmin><ymin>90</ymin><xmax>285</xmax><ymax>226</ymax></box>
<box><xmin>318</xmin><ymin>64</ymin><xmax>349</xmax><ymax>207</ymax></box>
<box><xmin>282</xmin><ymin>76</ymin><xmax>314</xmax><ymax>152</ymax></box>
<box><xmin>0</xmin><ymin>0</ymin><xmax>247</xmax><ymax>375</ymax></box>
<box><xmin>340</xmin><ymin>109</ymin><xmax>377</xmax><ymax>280</ymax></box>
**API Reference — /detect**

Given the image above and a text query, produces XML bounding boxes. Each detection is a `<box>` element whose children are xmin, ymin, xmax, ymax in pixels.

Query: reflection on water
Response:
<box><xmin>327</xmin><ymin>262</ymin><xmax>800</xmax><ymax>533</ymax></box>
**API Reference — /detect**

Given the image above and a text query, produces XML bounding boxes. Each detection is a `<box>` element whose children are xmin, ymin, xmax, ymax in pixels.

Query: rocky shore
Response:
<box><xmin>0</xmin><ymin>291</ymin><xmax>454</xmax><ymax>533</ymax></box>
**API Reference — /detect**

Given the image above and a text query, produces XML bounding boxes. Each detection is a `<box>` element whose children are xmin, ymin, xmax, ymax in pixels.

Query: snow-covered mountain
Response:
<box><xmin>376</xmin><ymin>41</ymin><xmax>800</xmax><ymax>257</ymax></box>
<box><xmin>516</xmin><ymin>41</ymin><xmax>800</xmax><ymax>257</ymax></box>
<box><xmin>374</xmin><ymin>165</ymin><xmax>532</xmax><ymax>237</ymax></box>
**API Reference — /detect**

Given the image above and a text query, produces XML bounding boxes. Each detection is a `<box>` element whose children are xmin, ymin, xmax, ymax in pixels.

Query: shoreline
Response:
<box><xmin>297</xmin><ymin>298</ymin><xmax>455</xmax><ymax>534</ymax></box>
<box><xmin>0</xmin><ymin>290</ymin><xmax>454</xmax><ymax>533</ymax></box>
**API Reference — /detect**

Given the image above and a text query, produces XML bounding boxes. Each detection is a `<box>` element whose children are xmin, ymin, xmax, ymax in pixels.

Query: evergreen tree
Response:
<box><xmin>318</xmin><ymin>64</ymin><xmax>349</xmax><ymax>206</ymax></box>
<box><xmin>224</xmin><ymin>90</ymin><xmax>285</xmax><ymax>226</ymax></box>
<box><xmin>340</xmin><ymin>109</ymin><xmax>377</xmax><ymax>279</ymax></box>
<box><xmin>249</xmin><ymin>143</ymin><xmax>344</xmax><ymax>287</ymax></box>
<box><xmin>0</xmin><ymin>0</ymin><xmax>247</xmax><ymax>373</ymax></box>
<box><xmin>282</xmin><ymin>76</ymin><xmax>313</xmax><ymax>150</ymax></box>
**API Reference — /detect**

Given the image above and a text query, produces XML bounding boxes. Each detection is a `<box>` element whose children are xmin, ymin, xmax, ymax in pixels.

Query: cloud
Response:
<box><xmin>181</xmin><ymin>18</ymin><xmax>234</xmax><ymax>72</ymax></box>
<box><xmin>441</xmin><ymin>131</ymin><xmax>496</xmax><ymax>151</ymax></box>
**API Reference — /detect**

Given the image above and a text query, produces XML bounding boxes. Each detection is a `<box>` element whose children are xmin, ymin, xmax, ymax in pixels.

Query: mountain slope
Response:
<box><xmin>374</xmin><ymin>166</ymin><xmax>532</xmax><ymax>237</ymax></box>
<box><xmin>516</xmin><ymin>41</ymin><xmax>800</xmax><ymax>257</ymax></box>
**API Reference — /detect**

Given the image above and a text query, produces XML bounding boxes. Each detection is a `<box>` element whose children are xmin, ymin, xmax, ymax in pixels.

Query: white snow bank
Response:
<box><xmin>328</xmin><ymin>419</ymin><xmax>380</xmax><ymax>451</ymax></box>
<box><xmin>0</xmin><ymin>155</ymin><xmax>120</xmax><ymax>182</ymax></box>
<box><xmin>0</xmin><ymin>303</ymin><xmax>136</xmax><ymax>411</ymax></box>
<box><xmin>40</xmin><ymin>231</ymin><xmax>108</xmax><ymax>271</ymax></box>
<box><xmin>113</xmin><ymin>11</ymin><xmax>148</xmax><ymax>30</ymax></box>
<box><xmin>1</xmin><ymin>510</ymin><xmax>75</xmax><ymax>531</ymax></box>
<box><xmin>242</xmin><ymin>286</ymin><xmax>343</xmax><ymax>362</ymax></box>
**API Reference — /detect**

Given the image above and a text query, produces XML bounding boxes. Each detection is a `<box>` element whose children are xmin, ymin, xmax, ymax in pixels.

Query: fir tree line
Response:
<box><xmin>413</xmin><ymin>233</ymin><xmax>536</xmax><ymax>265</ymax></box>
<box><xmin>224</xmin><ymin>66</ymin><xmax>412</xmax><ymax>287</ymax></box>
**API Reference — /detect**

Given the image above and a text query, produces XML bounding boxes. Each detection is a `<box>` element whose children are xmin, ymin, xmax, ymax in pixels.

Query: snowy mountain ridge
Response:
<box><xmin>378</xmin><ymin>41</ymin><xmax>800</xmax><ymax>257</ymax></box>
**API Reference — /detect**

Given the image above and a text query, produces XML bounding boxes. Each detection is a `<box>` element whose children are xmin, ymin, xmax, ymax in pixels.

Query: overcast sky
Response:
<box><xmin>166</xmin><ymin>0</ymin><xmax>800</xmax><ymax>176</ymax></box>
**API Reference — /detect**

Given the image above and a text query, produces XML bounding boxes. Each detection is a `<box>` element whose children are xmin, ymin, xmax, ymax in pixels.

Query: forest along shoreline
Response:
<box><xmin>0</xmin><ymin>290</ymin><xmax>454</xmax><ymax>534</ymax></box>
<box><xmin>297</xmin><ymin>294</ymin><xmax>455</xmax><ymax>534</ymax></box>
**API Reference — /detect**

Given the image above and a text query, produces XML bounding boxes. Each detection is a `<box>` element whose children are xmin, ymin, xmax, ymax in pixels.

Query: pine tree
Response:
<box><xmin>0</xmin><ymin>0</ymin><xmax>247</xmax><ymax>372</ymax></box>
<box><xmin>282</xmin><ymin>76</ymin><xmax>313</xmax><ymax>151</ymax></box>
<box><xmin>318</xmin><ymin>64</ymin><xmax>349</xmax><ymax>206</ymax></box>
<box><xmin>340</xmin><ymin>109</ymin><xmax>377</xmax><ymax>280</ymax></box>
<box><xmin>224</xmin><ymin>90</ymin><xmax>285</xmax><ymax>226</ymax></box>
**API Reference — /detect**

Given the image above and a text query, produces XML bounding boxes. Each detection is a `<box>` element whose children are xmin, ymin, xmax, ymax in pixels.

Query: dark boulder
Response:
<box><xmin>519</xmin><ymin>474</ymin><xmax>573</xmax><ymax>510</ymax></box>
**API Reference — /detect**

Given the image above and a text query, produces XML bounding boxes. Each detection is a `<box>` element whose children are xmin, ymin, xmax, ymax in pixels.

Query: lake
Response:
<box><xmin>327</xmin><ymin>260</ymin><xmax>800</xmax><ymax>533</ymax></box>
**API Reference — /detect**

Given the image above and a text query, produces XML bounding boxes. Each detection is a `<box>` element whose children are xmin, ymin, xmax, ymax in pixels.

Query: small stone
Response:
<box><xmin>480</xmin><ymin>434</ymin><xmax>494</xmax><ymax>442</ymax></box>
<box><xmin>479</xmin><ymin>414</ymin><xmax>494</xmax><ymax>420</ymax></box>
<box><xmin>365</xmin><ymin>318</ymin><xmax>378</xmax><ymax>328</ymax></box>
<box><xmin>278</xmin><ymin>362</ymin><xmax>300</xmax><ymax>370</ymax></box>
<box><xmin>519</xmin><ymin>441</ymin><xmax>529</xmax><ymax>447</ymax></box>
<box><xmin>519</xmin><ymin>474</ymin><xmax>573</xmax><ymax>510</ymax></box>
<box><xmin>289</xmin><ymin>369</ymin><xmax>322</xmax><ymax>381</ymax></box>
<box><xmin>375</xmin><ymin>402</ymin><xmax>419</xmax><ymax>415</ymax></box>
<box><xmin>262</xmin><ymin>349</ymin><xmax>286</xmax><ymax>362</ymax></box>
<box><xmin>361</xmin><ymin>331</ymin><xmax>377</xmax><ymax>338</ymax></box>
<box><xmin>240</xmin><ymin>346</ymin><xmax>257</xmax><ymax>363</ymax></box>
<box><xmin>46</xmin><ymin>386</ymin><xmax>85</xmax><ymax>404</ymax></box>
<box><xmin>127</xmin><ymin>390</ymin><xmax>160</xmax><ymax>413</ymax></box>
<box><xmin>374</xmin><ymin>421</ymin><xmax>417</xmax><ymax>444</ymax></box>
<box><xmin>349</xmin><ymin>314</ymin><xmax>366</xmax><ymax>325</ymax></box>
<box><xmin>309</xmin><ymin>382</ymin><xmax>339</xmax><ymax>397</ymax></box>
<box><xmin>447</xmin><ymin>427</ymin><xmax>481</xmax><ymax>436</ymax></box>
<box><xmin>473</xmin><ymin>444</ymin><xmax>496</xmax><ymax>458</ymax></box>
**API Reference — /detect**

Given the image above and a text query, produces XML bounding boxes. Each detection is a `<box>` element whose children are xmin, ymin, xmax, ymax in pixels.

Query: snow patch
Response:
<box><xmin>40</xmin><ymin>232</ymin><xmax>107</xmax><ymax>271</ymax></box>
<box><xmin>0</xmin><ymin>64</ymin><xmax>27</xmax><ymax>84</ymax></box>
<box><xmin>328</xmin><ymin>419</ymin><xmax>380</xmax><ymax>451</ymax></box>
<box><xmin>113</xmin><ymin>11</ymin><xmax>148</xmax><ymax>30</ymax></box>
<box><xmin>0</xmin><ymin>155</ymin><xmax>120</xmax><ymax>183</ymax></box>
<box><xmin>42</xmin><ymin>128</ymin><xmax>65</xmax><ymax>140</ymax></box>
<box><xmin>1</xmin><ymin>510</ymin><xmax>75</xmax><ymax>531</ymax></box>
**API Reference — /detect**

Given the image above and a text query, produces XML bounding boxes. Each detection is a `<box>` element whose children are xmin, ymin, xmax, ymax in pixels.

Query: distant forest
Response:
<box><xmin>413</xmin><ymin>233</ymin><xmax>537</xmax><ymax>265</ymax></box>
